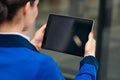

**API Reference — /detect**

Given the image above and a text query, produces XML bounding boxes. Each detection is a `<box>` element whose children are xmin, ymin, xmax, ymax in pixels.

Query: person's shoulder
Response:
<box><xmin>15</xmin><ymin>47</ymin><xmax>54</xmax><ymax>64</ymax></box>
<box><xmin>25</xmin><ymin>48</ymin><xmax>55</xmax><ymax>63</ymax></box>
<box><xmin>35</xmin><ymin>51</ymin><xmax>54</xmax><ymax>62</ymax></box>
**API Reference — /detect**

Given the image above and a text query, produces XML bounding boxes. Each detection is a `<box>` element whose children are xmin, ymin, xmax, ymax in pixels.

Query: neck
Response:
<box><xmin>0</xmin><ymin>21</ymin><xmax>24</xmax><ymax>33</ymax></box>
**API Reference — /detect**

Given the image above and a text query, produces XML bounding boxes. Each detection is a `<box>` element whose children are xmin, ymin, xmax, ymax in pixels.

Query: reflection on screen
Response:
<box><xmin>73</xmin><ymin>35</ymin><xmax>82</xmax><ymax>47</ymax></box>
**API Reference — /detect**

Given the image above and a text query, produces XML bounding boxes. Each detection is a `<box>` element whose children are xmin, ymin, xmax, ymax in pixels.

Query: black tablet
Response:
<box><xmin>42</xmin><ymin>14</ymin><xmax>94</xmax><ymax>57</ymax></box>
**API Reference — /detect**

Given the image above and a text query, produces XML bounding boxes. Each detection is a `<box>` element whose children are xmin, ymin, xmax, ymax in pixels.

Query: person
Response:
<box><xmin>0</xmin><ymin>0</ymin><xmax>98</xmax><ymax>80</ymax></box>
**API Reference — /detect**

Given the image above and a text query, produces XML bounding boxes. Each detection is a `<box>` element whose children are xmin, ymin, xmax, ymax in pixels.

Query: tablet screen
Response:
<box><xmin>42</xmin><ymin>14</ymin><xmax>94</xmax><ymax>57</ymax></box>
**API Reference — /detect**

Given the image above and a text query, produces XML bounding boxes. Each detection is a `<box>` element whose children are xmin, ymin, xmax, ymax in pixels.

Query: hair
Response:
<box><xmin>0</xmin><ymin>0</ymin><xmax>35</xmax><ymax>24</ymax></box>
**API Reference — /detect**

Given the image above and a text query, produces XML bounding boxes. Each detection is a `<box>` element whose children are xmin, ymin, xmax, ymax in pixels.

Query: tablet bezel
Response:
<box><xmin>42</xmin><ymin>14</ymin><xmax>94</xmax><ymax>57</ymax></box>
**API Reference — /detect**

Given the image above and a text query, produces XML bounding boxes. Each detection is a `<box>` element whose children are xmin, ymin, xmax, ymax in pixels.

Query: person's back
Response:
<box><xmin>0</xmin><ymin>34</ymin><xmax>65</xmax><ymax>80</ymax></box>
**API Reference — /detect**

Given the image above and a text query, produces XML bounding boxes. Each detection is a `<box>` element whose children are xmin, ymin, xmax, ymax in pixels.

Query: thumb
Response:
<box><xmin>38</xmin><ymin>23</ymin><xmax>47</xmax><ymax>33</ymax></box>
<box><xmin>89</xmin><ymin>32</ymin><xmax>94</xmax><ymax>39</ymax></box>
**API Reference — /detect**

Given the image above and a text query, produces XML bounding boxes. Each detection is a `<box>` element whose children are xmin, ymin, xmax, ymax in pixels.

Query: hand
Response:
<box><xmin>31</xmin><ymin>24</ymin><xmax>46</xmax><ymax>50</ymax></box>
<box><xmin>84</xmin><ymin>32</ymin><xmax>96</xmax><ymax>57</ymax></box>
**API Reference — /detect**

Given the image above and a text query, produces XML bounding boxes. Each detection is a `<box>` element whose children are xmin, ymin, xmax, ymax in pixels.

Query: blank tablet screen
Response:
<box><xmin>42</xmin><ymin>14</ymin><xmax>94</xmax><ymax>57</ymax></box>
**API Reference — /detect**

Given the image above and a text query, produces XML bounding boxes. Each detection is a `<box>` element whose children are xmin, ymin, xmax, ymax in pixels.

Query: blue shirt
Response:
<box><xmin>0</xmin><ymin>34</ymin><xmax>98</xmax><ymax>80</ymax></box>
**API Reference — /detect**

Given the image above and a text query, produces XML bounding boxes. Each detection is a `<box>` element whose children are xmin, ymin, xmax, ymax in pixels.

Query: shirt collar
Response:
<box><xmin>0</xmin><ymin>32</ymin><xmax>30</xmax><ymax>41</ymax></box>
<box><xmin>0</xmin><ymin>34</ymin><xmax>38</xmax><ymax>52</ymax></box>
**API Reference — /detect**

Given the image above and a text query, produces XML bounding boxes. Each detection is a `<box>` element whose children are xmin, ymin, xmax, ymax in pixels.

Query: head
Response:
<box><xmin>0</xmin><ymin>0</ymin><xmax>39</xmax><ymax>32</ymax></box>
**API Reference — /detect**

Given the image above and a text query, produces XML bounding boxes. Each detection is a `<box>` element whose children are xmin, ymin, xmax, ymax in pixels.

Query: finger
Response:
<box><xmin>89</xmin><ymin>32</ymin><xmax>94</xmax><ymax>39</ymax></box>
<box><xmin>40</xmin><ymin>23</ymin><xmax>47</xmax><ymax>32</ymax></box>
<box><xmin>37</xmin><ymin>23</ymin><xmax>46</xmax><ymax>34</ymax></box>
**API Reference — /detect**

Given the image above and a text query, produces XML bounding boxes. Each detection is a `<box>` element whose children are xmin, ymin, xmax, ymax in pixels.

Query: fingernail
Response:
<box><xmin>91</xmin><ymin>31</ymin><xmax>94</xmax><ymax>35</ymax></box>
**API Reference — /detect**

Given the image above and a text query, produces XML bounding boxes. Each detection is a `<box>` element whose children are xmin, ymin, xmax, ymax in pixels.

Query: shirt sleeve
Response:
<box><xmin>75</xmin><ymin>56</ymin><xmax>99</xmax><ymax>80</ymax></box>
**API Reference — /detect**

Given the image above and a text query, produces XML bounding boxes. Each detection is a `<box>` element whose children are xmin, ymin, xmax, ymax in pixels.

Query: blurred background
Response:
<box><xmin>24</xmin><ymin>0</ymin><xmax>120</xmax><ymax>80</ymax></box>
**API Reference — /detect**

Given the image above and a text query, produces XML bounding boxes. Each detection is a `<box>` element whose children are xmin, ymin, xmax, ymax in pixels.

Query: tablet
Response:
<box><xmin>42</xmin><ymin>14</ymin><xmax>94</xmax><ymax>57</ymax></box>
